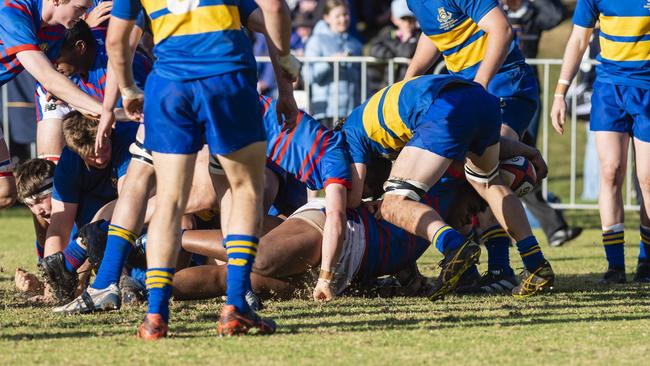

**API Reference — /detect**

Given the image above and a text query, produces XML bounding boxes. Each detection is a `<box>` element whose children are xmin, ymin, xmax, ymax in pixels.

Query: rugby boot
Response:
<box><xmin>454</xmin><ymin>265</ymin><xmax>481</xmax><ymax>294</ymax></box>
<box><xmin>120</xmin><ymin>275</ymin><xmax>147</xmax><ymax>306</ymax></box>
<box><xmin>245</xmin><ymin>289</ymin><xmax>263</xmax><ymax>312</ymax></box>
<box><xmin>597</xmin><ymin>267</ymin><xmax>626</xmax><ymax>284</ymax></box>
<box><xmin>52</xmin><ymin>284</ymin><xmax>120</xmax><ymax>314</ymax></box>
<box><xmin>429</xmin><ymin>238</ymin><xmax>481</xmax><ymax>302</ymax></box>
<box><xmin>512</xmin><ymin>260</ymin><xmax>555</xmax><ymax>298</ymax></box>
<box><xmin>217</xmin><ymin>305</ymin><xmax>277</xmax><ymax>336</ymax></box>
<box><xmin>137</xmin><ymin>314</ymin><xmax>168</xmax><ymax>340</ymax></box>
<box><xmin>478</xmin><ymin>269</ymin><xmax>518</xmax><ymax>294</ymax></box>
<box><xmin>41</xmin><ymin>252</ymin><xmax>78</xmax><ymax>304</ymax></box>
<box><xmin>633</xmin><ymin>261</ymin><xmax>650</xmax><ymax>283</ymax></box>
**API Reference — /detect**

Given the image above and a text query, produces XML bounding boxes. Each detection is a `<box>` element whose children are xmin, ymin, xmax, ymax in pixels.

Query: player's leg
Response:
<box><xmin>0</xmin><ymin>134</ymin><xmax>16</xmax><ymax>208</ymax></box>
<box><xmin>36</xmin><ymin>119</ymin><xmax>65</xmax><ymax>160</ymax></box>
<box><xmin>632</xmin><ymin>142</ymin><xmax>650</xmax><ymax>282</ymax></box>
<box><xmin>594</xmin><ymin>131</ymin><xmax>628</xmax><ymax>283</ymax></box>
<box><xmin>474</xmin><ymin>207</ymin><xmax>518</xmax><ymax>294</ymax></box>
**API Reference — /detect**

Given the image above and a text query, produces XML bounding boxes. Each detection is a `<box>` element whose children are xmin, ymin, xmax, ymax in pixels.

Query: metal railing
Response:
<box><xmin>0</xmin><ymin>57</ymin><xmax>639</xmax><ymax>211</ymax></box>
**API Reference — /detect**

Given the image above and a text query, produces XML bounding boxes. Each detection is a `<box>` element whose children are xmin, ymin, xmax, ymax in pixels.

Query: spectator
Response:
<box><xmin>367</xmin><ymin>0</ymin><xmax>420</xmax><ymax>93</ymax></box>
<box><xmin>304</xmin><ymin>0</ymin><xmax>362</xmax><ymax>127</ymax></box>
<box><xmin>291</xmin><ymin>13</ymin><xmax>315</xmax><ymax>56</ymax></box>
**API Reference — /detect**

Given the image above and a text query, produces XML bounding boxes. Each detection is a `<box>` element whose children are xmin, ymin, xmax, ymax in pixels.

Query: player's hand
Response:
<box><xmin>276</xmin><ymin>88</ymin><xmax>299</xmax><ymax>131</ymax></box>
<box><xmin>550</xmin><ymin>95</ymin><xmax>567</xmax><ymax>135</ymax></box>
<box><xmin>83</xmin><ymin>1</ymin><xmax>112</xmax><ymax>28</ymax></box>
<box><xmin>15</xmin><ymin>268</ymin><xmax>44</xmax><ymax>294</ymax></box>
<box><xmin>528</xmin><ymin>148</ymin><xmax>548</xmax><ymax>181</ymax></box>
<box><xmin>313</xmin><ymin>278</ymin><xmax>335</xmax><ymax>302</ymax></box>
<box><xmin>45</xmin><ymin>91</ymin><xmax>64</xmax><ymax>105</ymax></box>
<box><xmin>120</xmin><ymin>84</ymin><xmax>144</xmax><ymax>122</ymax></box>
<box><xmin>95</xmin><ymin>109</ymin><xmax>115</xmax><ymax>158</ymax></box>
<box><xmin>364</xmin><ymin>199</ymin><xmax>383</xmax><ymax>220</ymax></box>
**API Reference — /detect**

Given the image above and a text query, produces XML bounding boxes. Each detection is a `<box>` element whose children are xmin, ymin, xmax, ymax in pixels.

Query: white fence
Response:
<box><xmin>0</xmin><ymin>57</ymin><xmax>639</xmax><ymax>211</ymax></box>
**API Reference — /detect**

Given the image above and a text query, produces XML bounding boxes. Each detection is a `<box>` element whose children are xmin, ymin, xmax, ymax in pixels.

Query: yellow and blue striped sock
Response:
<box><xmin>225</xmin><ymin>234</ymin><xmax>258</xmax><ymax>313</ymax></box>
<box><xmin>638</xmin><ymin>225</ymin><xmax>650</xmax><ymax>262</ymax></box>
<box><xmin>482</xmin><ymin>225</ymin><xmax>514</xmax><ymax>275</ymax></box>
<box><xmin>603</xmin><ymin>226</ymin><xmax>625</xmax><ymax>269</ymax></box>
<box><xmin>146</xmin><ymin>267</ymin><xmax>175</xmax><ymax>322</ymax></box>
<box><xmin>432</xmin><ymin>225</ymin><xmax>464</xmax><ymax>254</ymax></box>
<box><xmin>516</xmin><ymin>236</ymin><xmax>545</xmax><ymax>271</ymax></box>
<box><xmin>92</xmin><ymin>224</ymin><xmax>138</xmax><ymax>289</ymax></box>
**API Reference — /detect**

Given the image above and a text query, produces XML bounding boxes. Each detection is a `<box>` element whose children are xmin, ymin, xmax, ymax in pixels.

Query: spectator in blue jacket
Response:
<box><xmin>304</xmin><ymin>0</ymin><xmax>363</xmax><ymax>127</ymax></box>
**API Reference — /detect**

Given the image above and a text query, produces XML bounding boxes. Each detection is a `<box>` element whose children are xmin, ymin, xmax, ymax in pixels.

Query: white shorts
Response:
<box><xmin>289</xmin><ymin>201</ymin><xmax>366</xmax><ymax>295</ymax></box>
<box><xmin>35</xmin><ymin>84</ymin><xmax>73</xmax><ymax>122</ymax></box>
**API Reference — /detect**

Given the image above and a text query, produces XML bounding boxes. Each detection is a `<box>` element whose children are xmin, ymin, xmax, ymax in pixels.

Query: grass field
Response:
<box><xmin>1</xmin><ymin>208</ymin><xmax>650</xmax><ymax>366</ymax></box>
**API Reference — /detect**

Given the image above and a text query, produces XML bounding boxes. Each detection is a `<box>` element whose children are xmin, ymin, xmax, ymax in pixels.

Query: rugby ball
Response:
<box><xmin>499</xmin><ymin>156</ymin><xmax>537</xmax><ymax>197</ymax></box>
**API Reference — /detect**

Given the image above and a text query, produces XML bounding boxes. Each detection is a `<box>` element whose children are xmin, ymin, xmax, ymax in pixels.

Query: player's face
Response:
<box><xmin>83</xmin><ymin>144</ymin><xmax>111</xmax><ymax>169</ymax></box>
<box><xmin>28</xmin><ymin>194</ymin><xmax>52</xmax><ymax>224</ymax></box>
<box><xmin>54</xmin><ymin>0</ymin><xmax>92</xmax><ymax>29</ymax></box>
<box><xmin>324</xmin><ymin>6</ymin><xmax>350</xmax><ymax>34</ymax></box>
<box><xmin>54</xmin><ymin>43</ymin><xmax>84</xmax><ymax>76</ymax></box>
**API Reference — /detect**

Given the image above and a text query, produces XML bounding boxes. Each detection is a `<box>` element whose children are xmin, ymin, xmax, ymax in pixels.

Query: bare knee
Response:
<box><xmin>600</xmin><ymin>159</ymin><xmax>625</xmax><ymax>187</ymax></box>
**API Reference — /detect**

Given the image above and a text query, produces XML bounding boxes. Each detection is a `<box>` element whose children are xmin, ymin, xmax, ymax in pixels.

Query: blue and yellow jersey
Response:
<box><xmin>112</xmin><ymin>0</ymin><xmax>258</xmax><ymax>81</ymax></box>
<box><xmin>52</xmin><ymin>121</ymin><xmax>137</xmax><ymax>226</ymax></box>
<box><xmin>573</xmin><ymin>0</ymin><xmax>650</xmax><ymax>88</ymax></box>
<box><xmin>261</xmin><ymin>95</ymin><xmax>352</xmax><ymax>190</ymax></box>
<box><xmin>0</xmin><ymin>0</ymin><xmax>65</xmax><ymax>86</ymax></box>
<box><xmin>407</xmin><ymin>0</ymin><xmax>529</xmax><ymax>96</ymax></box>
<box><xmin>343</xmin><ymin>74</ymin><xmax>470</xmax><ymax>164</ymax></box>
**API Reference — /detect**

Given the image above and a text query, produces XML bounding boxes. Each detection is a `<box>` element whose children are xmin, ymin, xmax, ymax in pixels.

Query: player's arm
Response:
<box><xmin>16</xmin><ymin>51</ymin><xmax>102</xmax><ymax>116</ymax></box>
<box><xmin>314</xmin><ymin>184</ymin><xmax>347</xmax><ymax>302</ymax></box>
<box><xmin>550</xmin><ymin>25</ymin><xmax>592</xmax><ymax>135</ymax></box>
<box><xmin>473</xmin><ymin>7</ymin><xmax>513</xmax><ymax>88</ymax></box>
<box><xmin>254</xmin><ymin>1</ymin><xmax>294</xmax><ymax>64</ymax></box>
<box><xmin>0</xmin><ymin>138</ymin><xmax>16</xmax><ymax>208</ymax></box>
<box><xmin>404</xmin><ymin>33</ymin><xmax>442</xmax><ymax>79</ymax></box>
<box><xmin>43</xmin><ymin>199</ymin><xmax>78</xmax><ymax>257</ymax></box>
<box><xmin>348</xmin><ymin>162</ymin><xmax>367</xmax><ymax>208</ymax></box>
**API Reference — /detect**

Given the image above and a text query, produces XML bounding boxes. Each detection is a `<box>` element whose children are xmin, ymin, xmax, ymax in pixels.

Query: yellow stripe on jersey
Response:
<box><xmin>427</xmin><ymin>18</ymin><xmax>481</xmax><ymax>51</ymax></box>
<box><xmin>443</xmin><ymin>34</ymin><xmax>488</xmax><ymax>73</ymax></box>
<box><xmin>150</xmin><ymin>5</ymin><xmax>242</xmax><ymax>45</ymax></box>
<box><xmin>599</xmin><ymin>15</ymin><xmax>650</xmax><ymax>37</ymax></box>
<box><xmin>362</xmin><ymin>79</ymin><xmax>413</xmax><ymax>151</ymax></box>
<box><xmin>141</xmin><ymin>0</ymin><xmax>167</xmax><ymax>15</ymax></box>
<box><xmin>600</xmin><ymin>37</ymin><xmax>650</xmax><ymax>62</ymax></box>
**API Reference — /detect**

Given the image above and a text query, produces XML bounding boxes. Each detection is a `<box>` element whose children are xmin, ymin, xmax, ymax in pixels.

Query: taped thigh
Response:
<box><xmin>129</xmin><ymin>139</ymin><xmax>154</xmax><ymax>166</ymax></box>
<box><xmin>464</xmin><ymin>163</ymin><xmax>499</xmax><ymax>184</ymax></box>
<box><xmin>383</xmin><ymin>177</ymin><xmax>430</xmax><ymax>201</ymax></box>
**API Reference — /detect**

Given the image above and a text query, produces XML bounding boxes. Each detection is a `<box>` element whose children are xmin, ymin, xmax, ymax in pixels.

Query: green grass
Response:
<box><xmin>2</xmin><ymin>207</ymin><xmax>650</xmax><ymax>365</ymax></box>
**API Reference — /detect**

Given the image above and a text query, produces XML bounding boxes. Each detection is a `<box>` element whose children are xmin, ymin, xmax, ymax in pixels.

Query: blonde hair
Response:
<box><xmin>15</xmin><ymin>159</ymin><xmax>56</xmax><ymax>203</ymax></box>
<box><xmin>63</xmin><ymin>111</ymin><xmax>98</xmax><ymax>158</ymax></box>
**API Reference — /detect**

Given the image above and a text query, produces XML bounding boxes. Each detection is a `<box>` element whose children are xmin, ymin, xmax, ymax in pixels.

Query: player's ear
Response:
<box><xmin>75</xmin><ymin>40</ymin><xmax>86</xmax><ymax>54</ymax></box>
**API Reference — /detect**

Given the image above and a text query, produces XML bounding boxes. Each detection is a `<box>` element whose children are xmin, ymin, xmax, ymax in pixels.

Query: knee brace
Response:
<box><xmin>129</xmin><ymin>139</ymin><xmax>153</xmax><ymax>166</ymax></box>
<box><xmin>464</xmin><ymin>164</ymin><xmax>499</xmax><ymax>184</ymax></box>
<box><xmin>208</xmin><ymin>154</ymin><xmax>225</xmax><ymax>176</ymax></box>
<box><xmin>383</xmin><ymin>177</ymin><xmax>430</xmax><ymax>201</ymax></box>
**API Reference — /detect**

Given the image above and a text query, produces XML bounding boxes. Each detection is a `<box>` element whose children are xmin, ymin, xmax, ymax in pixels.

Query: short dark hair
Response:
<box><xmin>61</xmin><ymin>20</ymin><xmax>94</xmax><ymax>54</ymax></box>
<box><xmin>63</xmin><ymin>111</ymin><xmax>98</xmax><ymax>158</ymax></box>
<box><xmin>15</xmin><ymin>159</ymin><xmax>56</xmax><ymax>203</ymax></box>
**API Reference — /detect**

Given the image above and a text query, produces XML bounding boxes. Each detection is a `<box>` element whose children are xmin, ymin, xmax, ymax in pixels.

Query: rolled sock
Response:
<box><xmin>146</xmin><ymin>267</ymin><xmax>175</xmax><ymax>323</ymax></box>
<box><xmin>516</xmin><ymin>236</ymin><xmax>545</xmax><ymax>271</ymax></box>
<box><xmin>482</xmin><ymin>225</ymin><xmax>514</xmax><ymax>275</ymax></box>
<box><xmin>225</xmin><ymin>234</ymin><xmax>259</xmax><ymax>313</ymax></box>
<box><xmin>92</xmin><ymin>224</ymin><xmax>138</xmax><ymax>289</ymax></box>
<box><xmin>432</xmin><ymin>225</ymin><xmax>465</xmax><ymax>254</ymax></box>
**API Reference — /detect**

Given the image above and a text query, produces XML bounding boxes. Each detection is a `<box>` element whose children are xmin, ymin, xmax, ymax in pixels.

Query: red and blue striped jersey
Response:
<box><xmin>353</xmin><ymin>172</ymin><xmax>464</xmax><ymax>283</ymax></box>
<box><xmin>261</xmin><ymin>95</ymin><xmax>352</xmax><ymax>191</ymax></box>
<box><xmin>0</xmin><ymin>0</ymin><xmax>65</xmax><ymax>85</ymax></box>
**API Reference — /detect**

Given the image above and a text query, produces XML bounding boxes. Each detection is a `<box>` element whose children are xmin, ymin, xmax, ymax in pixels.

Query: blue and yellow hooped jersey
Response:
<box><xmin>573</xmin><ymin>0</ymin><xmax>650</xmax><ymax>88</ymax></box>
<box><xmin>261</xmin><ymin>95</ymin><xmax>352</xmax><ymax>190</ymax></box>
<box><xmin>343</xmin><ymin>74</ymin><xmax>471</xmax><ymax>164</ymax></box>
<box><xmin>406</xmin><ymin>0</ymin><xmax>525</xmax><ymax>80</ymax></box>
<box><xmin>112</xmin><ymin>0</ymin><xmax>258</xmax><ymax>81</ymax></box>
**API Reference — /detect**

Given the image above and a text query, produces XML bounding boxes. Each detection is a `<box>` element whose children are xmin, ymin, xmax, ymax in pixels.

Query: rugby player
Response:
<box><xmin>211</xmin><ymin>94</ymin><xmax>353</xmax><ymax>302</ymax></box>
<box><xmin>0</xmin><ymin>132</ymin><xmax>16</xmax><ymax>208</ymax></box>
<box><xmin>403</xmin><ymin>0</ymin><xmax>545</xmax><ymax>291</ymax></box>
<box><xmin>343</xmin><ymin>74</ymin><xmax>554</xmax><ymax>301</ymax></box>
<box><xmin>107</xmin><ymin>0</ymin><xmax>300</xmax><ymax>338</ymax></box>
<box><xmin>40</xmin><ymin>111</ymin><xmax>137</xmax><ymax>302</ymax></box>
<box><xmin>551</xmin><ymin>0</ymin><xmax>650</xmax><ymax>283</ymax></box>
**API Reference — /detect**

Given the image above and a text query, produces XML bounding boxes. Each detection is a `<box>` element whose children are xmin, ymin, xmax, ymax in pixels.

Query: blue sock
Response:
<box><xmin>62</xmin><ymin>238</ymin><xmax>88</xmax><ymax>272</ymax></box>
<box><xmin>482</xmin><ymin>225</ymin><xmax>514</xmax><ymax>275</ymax></box>
<box><xmin>432</xmin><ymin>225</ymin><xmax>465</xmax><ymax>254</ymax></box>
<box><xmin>639</xmin><ymin>226</ymin><xmax>650</xmax><ymax>262</ymax></box>
<box><xmin>225</xmin><ymin>234</ymin><xmax>259</xmax><ymax>313</ymax></box>
<box><xmin>146</xmin><ymin>267</ymin><xmax>175</xmax><ymax>322</ymax></box>
<box><xmin>603</xmin><ymin>228</ymin><xmax>625</xmax><ymax>269</ymax></box>
<box><xmin>92</xmin><ymin>224</ymin><xmax>137</xmax><ymax>289</ymax></box>
<box><xmin>516</xmin><ymin>236</ymin><xmax>545</xmax><ymax>271</ymax></box>
<box><xmin>129</xmin><ymin>267</ymin><xmax>147</xmax><ymax>289</ymax></box>
<box><xmin>35</xmin><ymin>240</ymin><xmax>44</xmax><ymax>264</ymax></box>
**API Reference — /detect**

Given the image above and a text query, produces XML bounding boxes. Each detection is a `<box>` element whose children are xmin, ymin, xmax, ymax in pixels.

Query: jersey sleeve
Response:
<box><xmin>451</xmin><ymin>0</ymin><xmax>498</xmax><ymax>24</ymax></box>
<box><xmin>239</xmin><ymin>0</ymin><xmax>259</xmax><ymax>25</ymax></box>
<box><xmin>345</xmin><ymin>129</ymin><xmax>372</xmax><ymax>165</ymax></box>
<box><xmin>572</xmin><ymin>0</ymin><xmax>599</xmax><ymax>28</ymax></box>
<box><xmin>52</xmin><ymin>150</ymin><xmax>82</xmax><ymax>204</ymax></box>
<box><xmin>0</xmin><ymin>7</ymin><xmax>40</xmax><ymax>54</ymax></box>
<box><xmin>112</xmin><ymin>0</ymin><xmax>143</xmax><ymax>21</ymax></box>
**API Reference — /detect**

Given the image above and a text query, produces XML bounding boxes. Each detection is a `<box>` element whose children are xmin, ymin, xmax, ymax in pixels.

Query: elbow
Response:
<box><xmin>0</xmin><ymin>194</ymin><xmax>16</xmax><ymax>209</ymax></box>
<box><xmin>503</xmin><ymin>25</ymin><xmax>514</xmax><ymax>45</ymax></box>
<box><xmin>0</xmin><ymin>180</ymin><xmax>17</xmax><ymax>209</ymax></box>
<box><xmin>258</xmin><ymin>0</ymin><xmax>284</xmax><ymax>14</ymax></box>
